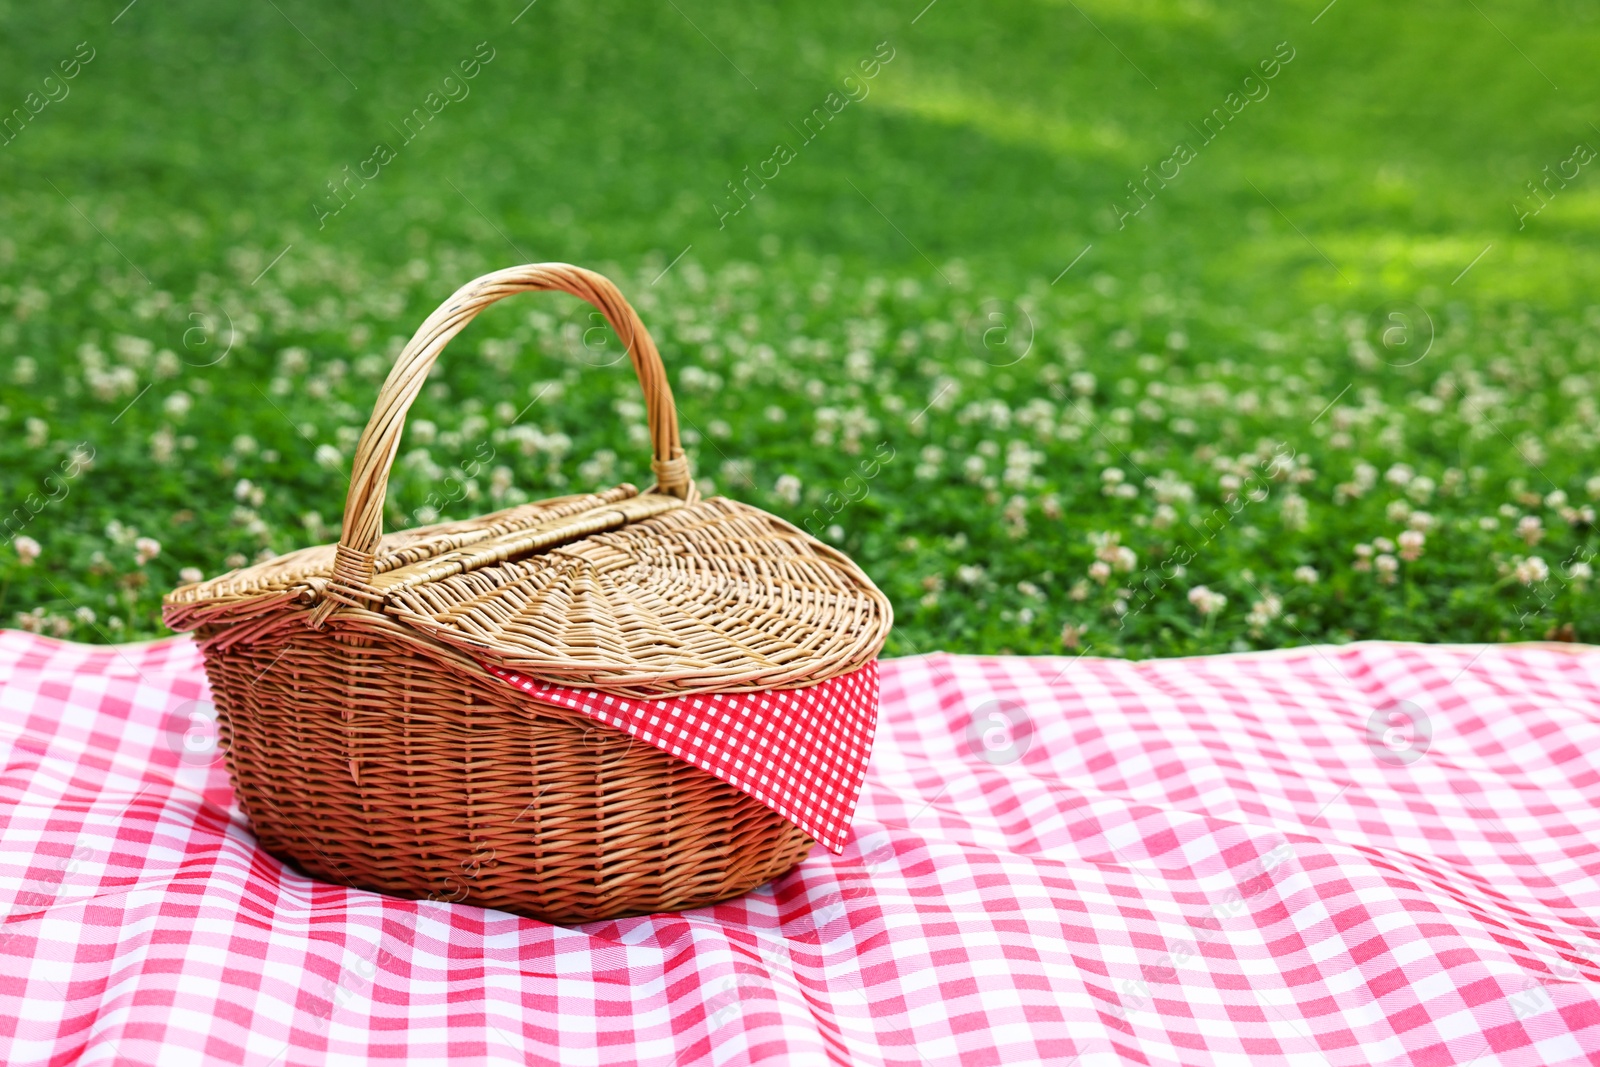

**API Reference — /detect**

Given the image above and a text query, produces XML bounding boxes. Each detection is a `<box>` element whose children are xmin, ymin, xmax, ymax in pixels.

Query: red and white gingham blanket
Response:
<box><xmin>3</xmin><ymin>631</ymin><xmax>1600</xmax><ymax>1067</ymax></box>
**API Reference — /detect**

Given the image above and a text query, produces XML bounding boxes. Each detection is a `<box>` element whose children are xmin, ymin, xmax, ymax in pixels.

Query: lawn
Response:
<box><xmin>2</xmin><ymin>0</ymin><xmax>1598</xmax><ymax>657</ymax></box>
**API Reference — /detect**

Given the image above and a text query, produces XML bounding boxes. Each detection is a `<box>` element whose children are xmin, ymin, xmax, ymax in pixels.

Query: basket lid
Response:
<box><xmin>166</xmin><ymin>486</ymin><xmax>890</xmax><ymax>696</ymax></box>
<box><xmin>163</xmin><ymin>264</ymin><xmax>892</xmax><ymax>697</ymax></box>
<box><xmin>385</xmin><ymin>492</ymin><xmax>889</xmax><ymax>695</ymax></box>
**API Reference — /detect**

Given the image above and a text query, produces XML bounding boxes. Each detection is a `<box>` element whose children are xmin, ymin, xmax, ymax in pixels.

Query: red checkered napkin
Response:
<box><xmin>487</xmin><ymin>661</ymin><xmax>879</xmax><ymax>852</ymax></box>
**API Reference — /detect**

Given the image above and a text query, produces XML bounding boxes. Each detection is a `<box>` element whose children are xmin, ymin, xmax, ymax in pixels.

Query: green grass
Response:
<box><xmin>2</xmin><ymin>0</ymin><xmax>1598</xmax><ymax>657</ymax></box>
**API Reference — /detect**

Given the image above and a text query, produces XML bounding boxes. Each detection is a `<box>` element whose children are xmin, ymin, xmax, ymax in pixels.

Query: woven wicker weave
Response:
<box><xmin>163</xmin><ymin>263</ymin><xmax>892</xmax><ymax>923</ymax></box>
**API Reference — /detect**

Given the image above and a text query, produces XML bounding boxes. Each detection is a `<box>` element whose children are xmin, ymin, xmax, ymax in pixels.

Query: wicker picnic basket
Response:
<box><xmin>163</xmin><ymin>263</ymin><xmax>892</xmax><ymax>923</ymax></box>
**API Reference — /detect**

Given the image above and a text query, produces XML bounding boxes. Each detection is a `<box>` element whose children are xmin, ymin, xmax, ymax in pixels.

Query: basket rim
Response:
<box><xmin>165</xmin><ymin>492</ymin><xmax>893</xmax><ymax>697</ymax></box>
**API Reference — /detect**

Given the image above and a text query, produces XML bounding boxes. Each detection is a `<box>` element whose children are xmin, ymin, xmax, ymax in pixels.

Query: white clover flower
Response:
<box><xmin>490</xmin><ymin>466</ymin><xmax>514</xmax><ymax>499</ymax></box>
<box><xmin>1547</xmin><ymin>489</ymin><xmax>1568</xmax><ymax>508</ymax></box>
<box><xmin>314</xmin><ymin>444</ymin><xmax>344</xmax><ymax>469</ymax></box>
<box><xmin>1153</xmin><ymin>504</ymin><xmax>1177</xmax><ymax>529</ymax></box>
<box><xmin>771</xmin><ymin>476</ymin><xmax>800</xmax><ymax>508</ymax></box>
<box><xmin>1407</xmin><ymin>511</ymin><xmax>1435</xmax><ymax>532</ymax></box>
<box><xmin>1101</xmin><ymin>467</ymin><xmax>1125</xmax><ymax>486</ymax></box>
<box><xmin>1293</xmin><ymin>565</ymin><xmax>1319</xmax><ymax>584</ymax></box>
<box><xmin>1514</xmin><ymin>556</ymin><xmax>1549</xmax><ymax>584</ymax></box>
<box><xmin>14</xmin><ymin>536</ymin><xmax>41</xmax><ymax>566</ymax></box>
<box><xmin>74</xmin><ymin>606</ymin><xmax>96</xmax><ymax>624</ymax></box>
<box><xmin>1004</xmin><ymin>452</ymin><xmax>1038</xmax><ymax>489</ymax></box>
<box><xmin>278</xmin><ymin>346</ymin><xmax>310</xmax><ymax>374</ymax></box>
<box><xmin>1002</xmin><ymin>496</ymin><xmax>1029</xmax><ymax>537</ymax></box>
<box><xmin>1478</xmin><ymin>516</ymin><xmax>1499</xmax><ymax>531</ymax></box>
<box><xmin>1385</xmin><ymin>463</ymin><xmax>1414</xmax><ymax>486</ymax></box>
<box><xmin>1088</xmin><ymin>560</ymin><xmax>1112</xmax><ymax>584</ymax></box>
<box><xmin>1374</xmin><ymin>537</ymin><xmax>1396</xmax><ymax>554</ymax></box>
<box><xmin>1386</xmin><ymin>499</ymin><xmax>1411</xmax><ymax>523</ymax></box>
<box><xmin>1187</xmin><ymin>585</ymin><xmax>1227</xmax><ymax>616</ymax></box>
<box><xmin>1147</xmin><ymin>471</ymin><xmax>1195</xmax><ymax>505</ymax></box>
<box><xmin>134</xmin><ymin>537</ymin><xmax>161</xmax><ymax>566</ymax></box>
<box><xmin>957</xmin><ymin>564</ymin><xmax>986</xmax><ymax>586</ymax></box>
<box><xmin>1570</xmin><ymin>561</ymin><xmax>1593</xmax><ymax>586</ymax></box>
<box><xmin>1516</xmin><ymin>515</ymin><xmax>1544</xmax><ymax>545</ymax></box>
<box><xmin>1375</xmin><ymin>554</ymin><xmax>1399</xmax><ymax>584</ymax></box>
<box><xmin>1247</xmin><ymin>593</ymin><xmax>1282</xmax><ymax>635</ymax></box>
<box><xmin>1398</xmin><ymin>530</ymin><xmax>1425</xmax><ymax>561</ymax></box>
<box><xmin>1281</xmin><ymin>493</ymin><xmax>1308</xmax><ymax>531</ymax></box>
<box><xmin>149</xmin><ymin>426</ymin><xmax>177</xmax><ymax>465</ymax></box>
<box><xmin>179</xmin><ymin>566</ymin><xmax>204</xmax><ymax>584</ymax></box>
<box><xmin>163</xmin><ymin>392</ymin><xmax>192</xmax><ymax>419</ymax></box>
<box><xmin>1112</xmin><ymin>546</ymin><xmax>1137</xmax><ymax>572</ymax></box>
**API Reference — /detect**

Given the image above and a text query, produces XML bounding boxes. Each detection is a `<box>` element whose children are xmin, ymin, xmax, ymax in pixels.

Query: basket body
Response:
<box><xmin>164</xmin><ymin>264</ymin><xmax>892</xmax><ymax>924</ymax></box>
<box><xmin>197</xmin><ymin>618</ymin><xmax>813</xmax><ymax>923</ymax></box>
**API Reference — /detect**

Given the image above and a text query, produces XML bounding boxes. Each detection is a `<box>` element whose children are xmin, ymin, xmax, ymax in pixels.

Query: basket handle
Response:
<box><xmin>310</xmin><ymin>263</ymin><xmax>695</xmax><ymax>624</ymax></box>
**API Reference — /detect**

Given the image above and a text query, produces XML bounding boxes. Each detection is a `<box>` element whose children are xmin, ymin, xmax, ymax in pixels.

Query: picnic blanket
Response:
<box><xmin>3</xmin><ymin>632</ymin><xmax>1600</xmax><ymax>1067</ymax></box>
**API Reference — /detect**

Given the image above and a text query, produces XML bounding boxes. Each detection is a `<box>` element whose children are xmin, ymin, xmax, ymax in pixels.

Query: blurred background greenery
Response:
<box><xmin>2</xmin><ymin>0</ymin><xmax>1598</xmax><ymax>656</ymax></box>
<box><xmin>7</xmin><ymin>0</ymin><xmax>1598</xmax><ymax>295</ymax></box>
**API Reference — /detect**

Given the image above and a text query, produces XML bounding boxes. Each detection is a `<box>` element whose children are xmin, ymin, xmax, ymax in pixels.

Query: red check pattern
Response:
<box><xmin>486</xmin><ymin>661</ymin><xmax>879</xmax><ymax>852</ymax></box>
<box><xmin>4</xmin><ymin>631</ymin><xmax>1600</xmax><ymax>1066</ymax></box>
